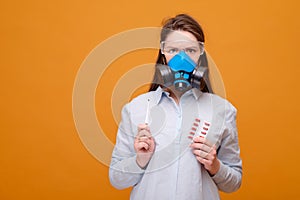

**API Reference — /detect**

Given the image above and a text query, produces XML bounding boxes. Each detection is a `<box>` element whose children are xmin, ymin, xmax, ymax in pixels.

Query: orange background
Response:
<box><xmin>1</xmin><ymin>0</ymin><xmax>300</xmax><ymax>199</ymax></box>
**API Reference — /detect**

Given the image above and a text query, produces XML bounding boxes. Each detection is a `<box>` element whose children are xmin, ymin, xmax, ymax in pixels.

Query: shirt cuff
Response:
<box><xmin>122</xmin><ymin>156</ymin><xmax>146</xmax><ymax>174</ymax></box>
<box><xmin>211</xmin><ymin>161</ymin><xmax>227</xmax><ymax>184</ymax></box>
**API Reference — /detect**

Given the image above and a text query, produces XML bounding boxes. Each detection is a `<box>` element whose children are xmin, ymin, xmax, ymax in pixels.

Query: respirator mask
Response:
<box><xmin>157</xmin><ymin>40</ymin><xmax>207</xmax><ymax>92</ymax></box>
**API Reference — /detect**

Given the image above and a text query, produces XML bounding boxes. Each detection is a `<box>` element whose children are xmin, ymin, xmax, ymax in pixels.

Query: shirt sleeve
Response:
<box><xmin>211</xmin><ymin>102</ymin><xmax>243</xmax><ymax>193</ymax></box>
<box><xmin>109</xmin><ymin>104</ymin><xmax>145</xmax><ymax>190</ymax></box>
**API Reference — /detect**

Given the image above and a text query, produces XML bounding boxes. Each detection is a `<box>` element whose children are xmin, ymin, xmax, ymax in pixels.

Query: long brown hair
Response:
<box><xmin>149</xmin><ymin>14</ymin><xmax>213</xmax><ymax>93</ymax></box>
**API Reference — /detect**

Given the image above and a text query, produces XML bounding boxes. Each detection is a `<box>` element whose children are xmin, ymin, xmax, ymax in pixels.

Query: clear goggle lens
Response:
<box><xmin>160</xmin><ymin>40</ymin><xmax>205</xmax><ymax>56</ymax></box>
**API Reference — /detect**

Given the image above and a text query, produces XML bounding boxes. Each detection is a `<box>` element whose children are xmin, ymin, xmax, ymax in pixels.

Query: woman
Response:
<box><xmin>109</xmin><ymin>14</ymin><xmax>242</xmax><ymax>200</ymax></box>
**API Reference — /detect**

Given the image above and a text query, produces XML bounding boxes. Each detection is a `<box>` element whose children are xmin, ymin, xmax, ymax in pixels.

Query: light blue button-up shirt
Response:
<box><xmin>109</xmin><ymin>87</ymin><xmax>242</xmax><ymax>200</ymax></box>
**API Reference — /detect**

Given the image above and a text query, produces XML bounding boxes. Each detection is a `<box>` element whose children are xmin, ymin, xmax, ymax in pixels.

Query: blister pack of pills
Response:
<box><xmin>188</xmin><ymin>118</ymin><xmax>211</xmax><ymax>140</ymax></box>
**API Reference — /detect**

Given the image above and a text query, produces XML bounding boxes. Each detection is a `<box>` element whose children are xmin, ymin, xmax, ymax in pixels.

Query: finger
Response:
<box><xmin>208</xmin><ymin>146</ymin><xmax>217</xmax><ymax>157</ymax></box>
<box><xmin>212</xmin><ymin>144</ymin><xmax>217</xmax><ymax>151</ymax></box>
<box><xmin>136</xmin><ymin>142</ymin><xmax>150</xmax><ymax>151</ymax></box>
<box><xmin>196</xmin><ymin>156</ymin><xmax>205</xmax><ymax>164</ymax></box>
<box><xmin>137</xmin><ymin>129</ymin><xmax>151</xmax><ymax>138</ymax></box>
<box><xmin>196</xmin><ymin>156</ymin><xmax>209</xmax><ymax>167</ymax></box>
<box><xmin>190</xmin><ymin>142</ymin><xmax>211</xmax><ymax>153</ymax></box>
<box><xmin>193</xmin><ymin>149</ymin><xmax>209</xmax><ymax>159</ymax></box>
<box><xmin>138</xmin><ymin>124</ymin><xmax>150</xmax><ymax>132</ymax></box>
<box><xmin>200</xmin><ymin>148</ymin><xmax>217</xmax><ymax>161</ymax></box>
<box><xmin>138</xmin><ymin>136</ymin><xmax>152</xmax><ymax>143</ymax></box>
<box><xmin>196</xmin><ymin>156</ymin><xmax>213</xmax><ymax>168</ymax></box>
<box><xmin>192</xmin><ymin>136</ymin><xmax>206</xmax><ymax>143</ymax></box>
<box><xmin>193</xmin><ymin>136</ymin><xmax>213</xmax><ymax>147</ymax></box>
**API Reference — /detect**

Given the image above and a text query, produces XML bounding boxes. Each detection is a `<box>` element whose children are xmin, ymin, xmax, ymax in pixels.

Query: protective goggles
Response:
<box><xmin>160</xmin><ymin>40</ymin><xmax>205</xmax><ymax>57</ymax></box>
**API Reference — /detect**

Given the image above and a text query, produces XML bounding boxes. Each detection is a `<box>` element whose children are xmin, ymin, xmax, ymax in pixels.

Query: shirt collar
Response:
<box><xmin>191</xmin><ymin>87</ymin><xmax>203</xmax><ymax>100</ymax></box>
<box><xmin>152</xmin><ymin>86</ymin><xmax>203</xmax><ymax>105</ymax></box>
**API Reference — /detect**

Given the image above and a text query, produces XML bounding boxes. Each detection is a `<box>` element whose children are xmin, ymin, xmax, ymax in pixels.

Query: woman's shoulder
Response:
<box><xmin>129</xmin><ymin>86</ymin><xmax>164</xmax><ymax>104</ymax></box>
<box><xmin>129</xmin><ymin>91</ymin><xmax>155</xmax><ymax>103</ymax></box>
<box><xmin>201</xmin><ymin>92</ymin><xmax>237</xmax><ymax>113</ymax></box>
<box><xmin>201</xmin><ymin>93</ymin><xmax>238</xmax><ymax>133</ymax></box>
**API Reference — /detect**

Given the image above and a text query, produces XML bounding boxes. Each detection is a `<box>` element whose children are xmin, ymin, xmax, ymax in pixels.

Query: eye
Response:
<box><xmin>185</xmin><ymin>48</ymin><xmax>197</xmax><ymax>54</ymax></box>
<box><xmin>165</xmin><ymin>48</ymin><xmax>179</xmax><ymax>54</ymax></box>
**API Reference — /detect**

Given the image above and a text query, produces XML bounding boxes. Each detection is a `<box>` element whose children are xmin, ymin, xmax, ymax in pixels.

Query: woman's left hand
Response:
<box><xmin>190</xmin><ymin>136</ymin><xmax>220</xmax><ymax>176</ymax></box>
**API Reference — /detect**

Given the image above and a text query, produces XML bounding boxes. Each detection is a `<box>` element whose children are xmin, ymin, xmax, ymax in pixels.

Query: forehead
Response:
<box><xmin>164</xmin><ymin>30</ymin><xmax>198</xmax><ymax>42</ymax></box>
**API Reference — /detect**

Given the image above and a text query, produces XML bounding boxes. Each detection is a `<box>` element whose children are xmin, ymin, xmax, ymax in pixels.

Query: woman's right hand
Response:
<box><xmin>134</xmin><ymin>124</ymin><xmax>155</xmax><ymax>169</ymax></box>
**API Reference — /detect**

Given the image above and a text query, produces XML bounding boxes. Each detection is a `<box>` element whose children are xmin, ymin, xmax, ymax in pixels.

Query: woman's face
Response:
<box><xmin>162</xmin><ymin>30</ymin><xmax>202</xmax><ymax>64</ymax></box>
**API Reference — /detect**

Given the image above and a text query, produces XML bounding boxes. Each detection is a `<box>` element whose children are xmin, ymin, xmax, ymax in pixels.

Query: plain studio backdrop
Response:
<box><xmin>1</xmin><ymin>0</ymin><xmax>299</xmax><ymax>199</ymax></box>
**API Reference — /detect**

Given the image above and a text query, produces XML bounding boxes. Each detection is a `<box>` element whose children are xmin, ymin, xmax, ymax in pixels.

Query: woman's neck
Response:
<box><xmin>165</xmin><ymin>86</ymin><xmax>190</xmax><ymax>105</ymax></box>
